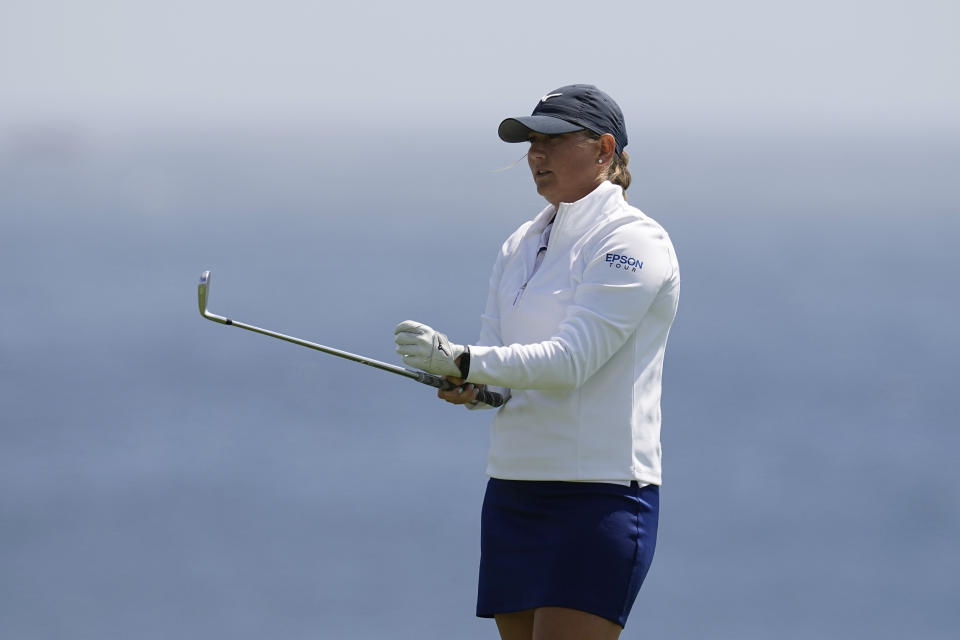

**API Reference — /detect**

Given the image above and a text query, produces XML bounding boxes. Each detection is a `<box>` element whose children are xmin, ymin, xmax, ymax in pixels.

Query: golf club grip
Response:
<box><xmin>474</xmin><ymin>387</ymin><xmax>506</xmax><ymax>408</ymax></box>
<box><xmin>414</xmin><ymin>372</ymin><xmax>506</xmax><ymax>408</ymax></box>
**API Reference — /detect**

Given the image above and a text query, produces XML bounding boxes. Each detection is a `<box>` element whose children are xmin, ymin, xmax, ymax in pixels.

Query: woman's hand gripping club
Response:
<box><xmin>394</xmin><ymin>320</ymin><xmax>500</xmax><ymax>407</ymax></box>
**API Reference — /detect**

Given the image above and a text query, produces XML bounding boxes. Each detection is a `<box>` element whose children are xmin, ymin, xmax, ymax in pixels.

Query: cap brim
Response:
<box><xmin>498</xmin><ymin>115</ymin><xmax>584</xmax><ymax>142</ymax></box>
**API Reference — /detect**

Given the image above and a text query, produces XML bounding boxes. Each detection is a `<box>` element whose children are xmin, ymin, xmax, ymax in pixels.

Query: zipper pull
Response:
<box><xmin>513</xmin><ymin>282</ymin><xmax>527</xmax><ymax>307</ymax></box>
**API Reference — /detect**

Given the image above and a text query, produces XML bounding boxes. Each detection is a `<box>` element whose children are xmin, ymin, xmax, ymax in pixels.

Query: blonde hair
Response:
<box><xmin>605</xmin><ymin>149</ymin><xmax>631</xmax><ymax>195</ymax></box>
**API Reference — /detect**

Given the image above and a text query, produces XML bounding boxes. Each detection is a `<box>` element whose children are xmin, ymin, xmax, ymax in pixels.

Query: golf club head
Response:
<box><xmin>198</xmin><ymin>270</ymin><xmax>228</xmax><ymax>323</ymax></box>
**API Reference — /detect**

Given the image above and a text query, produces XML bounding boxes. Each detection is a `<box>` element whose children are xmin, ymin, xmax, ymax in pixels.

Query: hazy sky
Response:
<box><xmin>1</xmin><ymin>0</ymin><xmax>958</xmax><ymax>132</ymax></box>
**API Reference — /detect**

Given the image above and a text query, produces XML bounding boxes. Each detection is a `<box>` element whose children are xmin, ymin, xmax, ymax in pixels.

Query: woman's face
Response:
<box><xmin>527</xmin><ymin>131</ymin><xmax>604</xmax><ymax>207</ymax></box>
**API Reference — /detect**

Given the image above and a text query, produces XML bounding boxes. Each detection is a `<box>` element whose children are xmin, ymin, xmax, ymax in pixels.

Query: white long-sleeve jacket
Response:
<box><xmin>466</xmin><ymin>181</ymin><xmax>680</xmax><ymax>485</ymax></box>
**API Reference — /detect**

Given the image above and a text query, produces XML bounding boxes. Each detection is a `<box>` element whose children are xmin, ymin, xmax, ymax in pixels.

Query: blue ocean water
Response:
<box><xmin>1</xmin><ymin>126</ymin><xmax>957</xmax><ymax>639</ymax></box>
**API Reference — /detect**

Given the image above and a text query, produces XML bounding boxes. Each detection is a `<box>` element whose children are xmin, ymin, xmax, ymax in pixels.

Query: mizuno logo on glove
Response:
<box><xmin>394</xmin><ymin>320</ymin><xmax>466</xmax><ymax>379</ymax></box>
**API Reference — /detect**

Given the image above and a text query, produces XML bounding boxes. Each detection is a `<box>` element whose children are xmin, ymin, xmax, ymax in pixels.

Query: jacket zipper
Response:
<box><xmin>513</xmin><ymin>245</ymin><xmax>548</xmax><ymax>307</ymax></box>
<box><xmin>514</xmin><ymin>215</ymin><xmax>555</xmax><ymax>307</ymax></box>
<box><xmin>513</xmin><ymin>282</ymin><xmax>527</xmax><ymax>307</ymax></box>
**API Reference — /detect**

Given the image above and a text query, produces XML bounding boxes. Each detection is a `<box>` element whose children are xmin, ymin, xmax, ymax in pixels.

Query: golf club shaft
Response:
<box><xmin>198</xmin><ymin>271</ymin><xmax>503</xmax><ymax>406</ymax></box>
<box><xmin>225</xmin><ymin>317</ymin><xmax>429</xmax><ymax>380</ymax></box>
<box><xmin>222</xmin><ymin>318</ymin><xmax>503</xmax><ymax>406</ymax></box>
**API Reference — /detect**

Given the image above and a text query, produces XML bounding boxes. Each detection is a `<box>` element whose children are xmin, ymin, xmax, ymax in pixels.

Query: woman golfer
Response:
<box><xmin>395</xmin><ymin>84</ymin><xmax>680</xmax><ymax>640</ymax></box>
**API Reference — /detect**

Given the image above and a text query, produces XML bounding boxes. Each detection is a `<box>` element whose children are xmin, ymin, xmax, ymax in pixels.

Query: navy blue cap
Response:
<box><xmin>498</xmin><ymin>84</ymin><xmax>628</xmax><ymax>154</ymax></box>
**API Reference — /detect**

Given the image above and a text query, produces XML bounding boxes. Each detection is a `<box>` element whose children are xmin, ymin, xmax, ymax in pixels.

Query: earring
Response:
<box><xmin>597</xmin><ymin>158</ymin><xmax>604</xmax><ymax>164</ymax></box>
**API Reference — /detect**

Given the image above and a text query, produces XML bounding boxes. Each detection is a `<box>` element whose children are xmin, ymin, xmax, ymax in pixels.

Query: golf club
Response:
<box><xmin>197</xmin><ymin>270</ymin><xmax>505</xmax><ymax>407</ymax></box>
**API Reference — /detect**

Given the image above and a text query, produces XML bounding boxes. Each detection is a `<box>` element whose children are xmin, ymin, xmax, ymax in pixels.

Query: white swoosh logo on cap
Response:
<box><xmin>540</xmin><ymin>93</ymin><xmax>562</xmax><ymax>102</ymax></box>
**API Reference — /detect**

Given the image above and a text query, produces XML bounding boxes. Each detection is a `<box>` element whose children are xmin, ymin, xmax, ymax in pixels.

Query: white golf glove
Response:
<box><xmin>394</xmin><ymin>320</ymin><xmax>466</xmax><ymax>378</ymax></box>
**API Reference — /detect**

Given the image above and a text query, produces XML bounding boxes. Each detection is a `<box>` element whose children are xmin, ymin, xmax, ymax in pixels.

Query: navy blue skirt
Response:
<box><xmin>476</xmin><ymin>478</ymin><xmax>659</xmax><ymax>628</ymax></box>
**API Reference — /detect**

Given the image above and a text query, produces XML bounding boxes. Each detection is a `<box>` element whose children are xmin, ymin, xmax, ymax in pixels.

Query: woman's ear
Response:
<box><xmin>598</xmin><ymin>133</ymin><xmax>616</xmax><ymax>163</ymax></box>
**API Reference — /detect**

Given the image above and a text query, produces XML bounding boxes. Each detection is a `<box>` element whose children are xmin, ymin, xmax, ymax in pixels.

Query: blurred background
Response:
<box><xmin>1</xmin><ymin>1</ymin><xmax>957</xmax><ymax>638</ymax></box>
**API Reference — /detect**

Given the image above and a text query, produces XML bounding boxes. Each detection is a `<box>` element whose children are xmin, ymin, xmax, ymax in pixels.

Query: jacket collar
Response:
<box><xmin>528</xmin><ymin>180</ymin><xmax>623</xmax><ymax>241</ymax></box>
